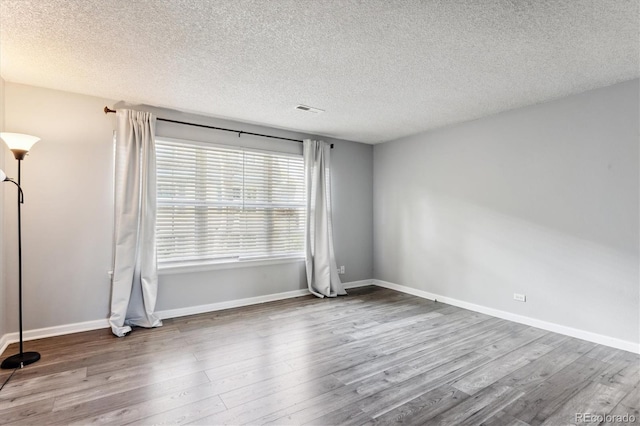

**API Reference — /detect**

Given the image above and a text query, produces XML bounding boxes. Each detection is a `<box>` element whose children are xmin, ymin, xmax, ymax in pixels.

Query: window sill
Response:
<box><xmin>158</xmin><ymin>256</ymin><xmax>305</xmax><ymax>275</ymax></box>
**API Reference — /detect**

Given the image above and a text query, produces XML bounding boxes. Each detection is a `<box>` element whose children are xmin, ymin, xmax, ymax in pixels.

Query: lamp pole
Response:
<box><xmin>17</xmin><ymin>159</ymin><xmax>23</xmax><ymax>356</ymax></box>
<box><xmin>0</xmin><ymin>133</ymin><xmax>41</xmax><ymax>369</ymax></box>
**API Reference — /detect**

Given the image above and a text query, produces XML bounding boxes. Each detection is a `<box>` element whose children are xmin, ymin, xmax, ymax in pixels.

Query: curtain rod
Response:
<box><xmin>103</xmin><ymin>106</ymin><xmax>333</xmax><ymax>148</ymax></box>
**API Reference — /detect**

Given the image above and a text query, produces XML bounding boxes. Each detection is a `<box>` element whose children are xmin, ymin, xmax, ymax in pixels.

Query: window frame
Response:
<box><xmin>155</xmin><ymin>136</ymin><xmax>306</xmax><ymax>273</ymax></box>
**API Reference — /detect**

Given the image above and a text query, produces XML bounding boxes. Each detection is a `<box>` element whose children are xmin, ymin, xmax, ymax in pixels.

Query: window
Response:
<box><xmin>156</xmin><ymin>138</ymin><xmax>306</xmax><ymax>265</ymax></box>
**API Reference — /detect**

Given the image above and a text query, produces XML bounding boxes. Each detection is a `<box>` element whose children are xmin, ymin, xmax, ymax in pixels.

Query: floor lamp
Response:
<box><xmin>0</xmin><ymin>132</ymin><xmax>41</xmax><ymax>369</ymax></box>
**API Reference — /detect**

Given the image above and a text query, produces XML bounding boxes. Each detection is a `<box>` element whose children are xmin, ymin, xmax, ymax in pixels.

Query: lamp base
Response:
<box><xmin>1</xmin><ymin>351</ymin><xmax>40</xmax><ymax>369</ymax></box>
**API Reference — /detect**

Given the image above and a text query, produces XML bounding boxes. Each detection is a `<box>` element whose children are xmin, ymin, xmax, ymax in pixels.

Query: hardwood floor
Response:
<box><xmin>0</xmin><ymin>286</ymin><xmax>637</xmax><ymax>425</ymax></box>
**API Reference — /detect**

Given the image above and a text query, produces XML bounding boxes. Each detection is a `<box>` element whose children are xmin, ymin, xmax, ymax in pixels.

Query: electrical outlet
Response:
<box><xmin>339</xmin><ymin>265</ymin><xmax>345</xmax><ymax>275</ymax></box>
<box><xmin>513</xmin><ymin>293</ymin><xmax>526</xmax><ymax>302</ymax></box>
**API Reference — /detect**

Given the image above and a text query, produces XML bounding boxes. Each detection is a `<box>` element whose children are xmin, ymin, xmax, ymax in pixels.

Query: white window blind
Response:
<box><xmin>156</xmin><ymin>139</ymin><xmax>306</xmax><ymax>264</ymax></box>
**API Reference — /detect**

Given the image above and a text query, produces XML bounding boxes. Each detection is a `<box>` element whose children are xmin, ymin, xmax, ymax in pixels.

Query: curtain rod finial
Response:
<box><xmin>104</xmin><ymin>106</ymin><xmax>116</xmax><ymax>114</ymax></box>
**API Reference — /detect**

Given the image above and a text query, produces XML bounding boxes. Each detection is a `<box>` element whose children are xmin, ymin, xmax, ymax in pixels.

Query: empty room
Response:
<box><xmin>0</xmin><ymin>1</ymin><xmax>638</xmax><ymax>425</ymax></box>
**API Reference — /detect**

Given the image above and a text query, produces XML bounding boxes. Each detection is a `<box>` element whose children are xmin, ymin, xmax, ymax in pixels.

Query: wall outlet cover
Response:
<box><xmin>513</xmin><ymin>293</ymin><xmax>526</xmax><ymax>302</ymax></box>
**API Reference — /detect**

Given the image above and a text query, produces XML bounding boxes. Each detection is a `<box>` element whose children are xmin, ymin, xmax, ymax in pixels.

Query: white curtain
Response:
<box><xmin>109</xmin><ymin>109</ymin><xmax>163</xmax><ymax>337</ymax></box>
<box><xmin>303</xmin><ymin>139</ymin><xmax>346</xmax><ymax>298</ymax></box>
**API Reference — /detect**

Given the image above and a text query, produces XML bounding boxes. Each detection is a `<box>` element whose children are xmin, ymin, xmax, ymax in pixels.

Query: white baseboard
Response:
<box><xmin>156</xmin><ymin>288</ymin><xmax>310</xmax><ymax>320</ymax></box>
<box><xmin>0</xmin><ymin>281</ymin><xmax>367</xmax><ymax>356</ymax></box>
<box><xmin>157</xmin><ymin>280</ymin><xmax>373</xmax><ymax>319</ymax></box>
<box><xmin>373</xmin><ymin>279</ymin><xmax>640</xmax><ymax>354</ymax></box>
<box><xmin>0</xmin><ymin>318</ymin><xmax>110</xmax><ymax>356</ymax></box>
<box><xmin>0</xmin><ymin>334</ymin><xmax>10</xmax><ymax>359</ymax></box>
<box><xmin>4</xmin><ymin>278</ymin><xmax>632</xmax><ymax>357</ymax></box>
<box><xmin>343</xmin><ymin>279</ymin><xmax>374</xmax><ymax>289</ymax></box>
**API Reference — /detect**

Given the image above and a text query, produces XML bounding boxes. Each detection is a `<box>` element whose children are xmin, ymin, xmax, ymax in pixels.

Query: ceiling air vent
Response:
<box><xmin>296</xmin><ymin>104</ymin><xmax>324</xmax><ymax>114</ymax></box>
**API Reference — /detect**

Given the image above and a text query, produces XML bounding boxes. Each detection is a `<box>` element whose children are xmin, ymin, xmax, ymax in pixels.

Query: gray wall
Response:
<box><xmin>3</xmin><ymin>84</ymin><xmax>116</xmax><ymax>331</ymax></box>
<box><xmin>373</xmin><ymin>80</ymin><xmax>639</xmax><ymax>344</ymax></box>
<box><xmin>2</xmin><ymin>83</ymin><xmax>373</xmax><ymax>331</ymax></box>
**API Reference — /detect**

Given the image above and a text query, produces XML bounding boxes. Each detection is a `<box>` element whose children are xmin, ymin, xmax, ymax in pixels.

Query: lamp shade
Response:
<box><xmin>0</xmin><ymin>133</ymin><xmax>40</xmax><ymax>152</ymax></box>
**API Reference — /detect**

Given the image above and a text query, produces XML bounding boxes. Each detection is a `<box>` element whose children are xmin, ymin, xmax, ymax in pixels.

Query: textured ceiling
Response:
<box><xmin>1</xmin><ymin>0</ymin><xmax>638</xmax><ymax>144</ymax></box>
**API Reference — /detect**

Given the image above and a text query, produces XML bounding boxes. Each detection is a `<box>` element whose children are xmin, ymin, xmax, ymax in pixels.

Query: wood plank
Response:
<box><xmin>474</xmin><ymin>326</ymin><xmax>549</xmax><ymax>360</ymax></box>
<box><xmin>539</xmin><ymin>382</ymin><xmax>628</xmax><ymax>425</ymax></box>
<box><xmin>452</xmin><ymin>341</ymin><xmax>554</xmax><ymax>395</ymax></box>
<box><xmin>477</xmin><ymin>409</ymin><xmax>530</xmax><ymax>426</ymax></box>
<box><xmin>370</xmin><ymin>385</ymin><xmax>469</xmax><ymax>425</ymax></box>
<box><xmin>127</xmin><ymin>394</ymin><xmax>227</xmax><ymax>426</ymax></box>
<box><xmin>341</xmin><ymin>310</ymin><xmax>444</xmax><ymax>340</ymax></box>
<box><xmin>259</xmin><ymin>384</ymin><xmax>367</xmax><ymax>425</ymax></box>
<box><xmin>427</xmin><ymin>385</ymin><xmax>524</xmax><ymax>426</ymax></box>
<box><xmin>304</xmin><ymin>405</ymin><xmax>374</xmax><ymax>426</ymax></box>
<box><xmin>332</xmin><ymin>316</ymin><xmax>498</xmax><ymax>383</ymax></box>
<box><xmin>607</xmin><ymin>385</ymin><xmax>640</xmax><ymax>424</ymax></box>
<box><xmin>502</xmin><ymin>355</ymin><xmax>610</xmax><ymax>425</ymax></box>
<box><xmin>592</xmin><ymin>354</ymin><xmax>640</xmax><ymax>393</ymax></box>
<box><xmin>493</xmin><ymin>338</ymin><xmax>597</xmax><ymax>393</ymax></box>
<box><xmin>0</xmin><ymin>397</ymin><xmax>55</xmax><ymax>425</ymax></box>
<box><xmin>50</xmin><ymin>365</ymin><xmax>210</xmax><ymax>412</ymax></box>
<box><xmin>188</xmin><ymin>375</ymin><xmax>343</xmax><ymax>425</ymax></box>
<box><xmin>6</xmin><ymin>372</ymin><xmax>211</xmax><ymax>426</ymax></box>
<box><xmin>355</xmin><ymin>352</ymin><xmax>492</xmax><ymax>418</ymax></box>
<box><xmin>335</xmin><ymin>317</ymin><xmax>514</xmax><ymax>386</ymax></box>
<box><xmin>67</xmin><ymin>382</ymin><xmax>225</xmax><ymax>425</ymax></box>
<box><xmin>0</xmin><ymin>367</ymin><xmax>87</xmax><ymax>398</ymax></box>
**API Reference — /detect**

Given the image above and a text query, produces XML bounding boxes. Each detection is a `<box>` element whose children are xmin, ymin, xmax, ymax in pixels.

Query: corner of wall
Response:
<box><xmin>0</xmin><ymin>76</ymin><xmax>6</xmax><ymax>343</ymax></box>
<box><xmin>371</xmin><ymin>80</ymin><xmax>640</xmax><ymax>347</ymax></box>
